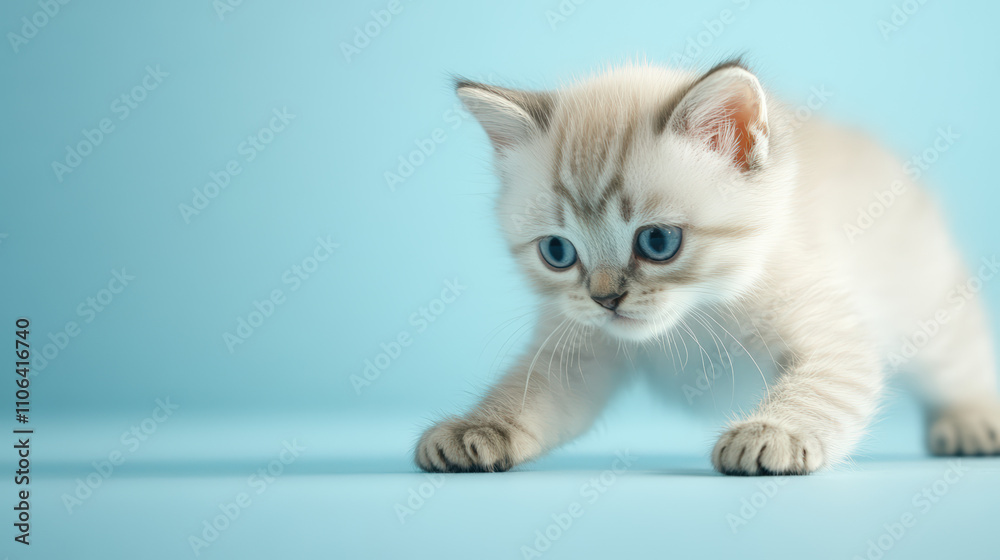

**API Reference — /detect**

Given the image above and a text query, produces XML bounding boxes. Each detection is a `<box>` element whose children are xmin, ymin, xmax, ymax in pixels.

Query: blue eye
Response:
<box><xmin>538</xmin><ymin>236</ymin><xmax>577</xmax><ymax>269</ymax></box>
<box><xmin>635</xmin><ymin>226</ymin><xmax>682</xmax><ymax>262</ymax></box>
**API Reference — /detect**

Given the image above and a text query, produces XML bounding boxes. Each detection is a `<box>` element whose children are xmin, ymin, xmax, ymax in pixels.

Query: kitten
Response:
<box><xmin>415</xmin><ymin>59</ymin><xmax>1000</xmax><ymax>475</ymax></box>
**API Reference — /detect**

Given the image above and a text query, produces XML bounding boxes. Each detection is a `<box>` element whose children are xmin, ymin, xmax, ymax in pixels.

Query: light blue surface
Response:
<box><xmin>2</xmin><ymin>1</ymin><xmax>999</xmax><ymax>559</ymax></box>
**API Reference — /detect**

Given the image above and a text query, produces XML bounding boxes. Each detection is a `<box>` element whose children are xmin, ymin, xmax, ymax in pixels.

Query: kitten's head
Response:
<box><xmin>458</xmin><ymin>61</ymin><xmax>793</xmax><ymax>341</ymax></box>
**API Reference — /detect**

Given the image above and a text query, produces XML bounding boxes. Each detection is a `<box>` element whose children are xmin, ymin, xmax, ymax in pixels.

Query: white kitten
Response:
<box><xmin>415</xmin><ymin>60</ymin><xmax>1000</xmax><ymax>475</ymax></box>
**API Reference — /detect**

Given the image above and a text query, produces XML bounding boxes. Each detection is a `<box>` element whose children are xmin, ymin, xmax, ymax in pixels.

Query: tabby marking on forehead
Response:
<box><xmin>620</xmin><ymin>192</ymin><xmax>634</xmax><ymax>223</ymax></box>
<box><xmin>550</xmin><ymin>118</ymin><xmax>638</xmax><ymax>225</ymax></box>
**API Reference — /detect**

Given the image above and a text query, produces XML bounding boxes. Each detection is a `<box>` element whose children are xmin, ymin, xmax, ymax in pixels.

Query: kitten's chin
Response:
<box><xmin>599</xmin><ymin>312</ymin><xmax>673</xmax><ymax>342</ymax></box>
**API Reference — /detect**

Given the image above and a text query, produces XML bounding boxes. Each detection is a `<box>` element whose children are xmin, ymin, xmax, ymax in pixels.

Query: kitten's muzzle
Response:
<box><xmin>591</xmin><ymin>291</ymin><xmax>627</xmax><ymax>311</ymax></box>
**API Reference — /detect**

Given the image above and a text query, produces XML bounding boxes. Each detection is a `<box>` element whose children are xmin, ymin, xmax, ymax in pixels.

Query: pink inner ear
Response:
<box><xmin>705</xmin><ymin>98</ymin><xmax>757</xmax><ymax>172</ymax></box>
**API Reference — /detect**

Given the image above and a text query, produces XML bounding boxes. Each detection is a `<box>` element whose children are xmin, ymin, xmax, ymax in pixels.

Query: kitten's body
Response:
<box><xmin>416</xmin><ymin>62</ymin><xmax>1000</xmax><ymax>475</ymax></box>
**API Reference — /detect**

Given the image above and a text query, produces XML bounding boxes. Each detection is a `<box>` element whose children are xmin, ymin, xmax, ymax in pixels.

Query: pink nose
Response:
<box><xmin>591</xmin><ymin>292</ymin><xmax>626</xmax><ymax>310</ymax></box>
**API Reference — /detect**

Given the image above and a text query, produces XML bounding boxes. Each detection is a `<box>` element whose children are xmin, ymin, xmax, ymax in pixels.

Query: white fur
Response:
<box><xmin>415</xmin><ymin>62</ymin><xmax>1000</xmax><ymax>475</ymax></box>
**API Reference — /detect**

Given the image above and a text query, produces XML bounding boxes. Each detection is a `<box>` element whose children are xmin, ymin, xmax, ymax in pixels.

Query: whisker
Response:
<box><xmin>703</xmin><ymin>305</ymin><xmax>771</xmax><ymax>401</ymax></box>
<box><xmin>522</xmin><ymin>316</ymin><xmax>571</xmax><ymax>411</ymax></box>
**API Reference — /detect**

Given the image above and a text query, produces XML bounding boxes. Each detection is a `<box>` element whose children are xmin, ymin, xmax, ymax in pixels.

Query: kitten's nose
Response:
<box><xmin>591</xmin><ymin>292</ymin><xmax>626</xmax><ymax>311</ymax></box>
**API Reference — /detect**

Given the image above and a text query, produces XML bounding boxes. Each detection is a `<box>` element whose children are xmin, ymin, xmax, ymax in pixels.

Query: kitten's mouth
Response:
<box><xmin>601</xmin><ymin>309</ymin><xmax>672</xmax><ymax>341</ymax></box>
<box><xmin>609</xmin><ymin>311</ymin><xmax>644</xmax><ymax>327</ymax></box>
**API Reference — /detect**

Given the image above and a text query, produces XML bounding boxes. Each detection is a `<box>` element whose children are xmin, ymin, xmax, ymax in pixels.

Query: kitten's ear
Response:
<box><xmin>455</xmin><ymin>79</ymin><xmax>554</xmax><ymax>152</ymax></box>
<box><xmin>663</xmin><ymin>62</ymin><xmax>769</xmax><ymax>171</ymax></box>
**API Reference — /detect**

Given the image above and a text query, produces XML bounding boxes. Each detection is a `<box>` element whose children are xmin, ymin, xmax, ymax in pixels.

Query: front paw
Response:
<box><xmin>929</xmin><ymin>402</ymin><xmax>1000</xmax><ymax>456</ymax></box>
<box><xmin>415</xmin><ymin>417</ymin><xmax>538</xmax><ymax>473</ymax></box>
<box><xmin>712</xmin><ymin>421</ymin><xmax>825</xmax><ymax>476</ymax></box>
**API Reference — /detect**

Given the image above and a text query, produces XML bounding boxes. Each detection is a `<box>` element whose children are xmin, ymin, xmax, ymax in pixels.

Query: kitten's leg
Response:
<box><xmin>711</xmin><ymin>280</ymin><xmax>884</xmax><ymax>475</ymax></box>
<box><xmin>911</xmin><ymin>275</ymin><xmax>1000</xmax><ymax>456</ymax></box>
<box><xmin>415</xmin><ymin>318</ymin><xmax>624</xmax><ymax>473</ymax></box>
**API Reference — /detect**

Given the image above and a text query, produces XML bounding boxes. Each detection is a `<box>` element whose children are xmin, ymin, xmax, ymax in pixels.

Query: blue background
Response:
<box><xmin>1</xmin><ymin>0</ymin><xmax>999</xmax><ymax>559</ymax></box>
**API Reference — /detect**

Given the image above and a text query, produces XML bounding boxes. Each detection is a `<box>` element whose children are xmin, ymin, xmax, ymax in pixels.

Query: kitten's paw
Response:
<box><xmin>712</xmin><ymin>421</ymin><xmax>824</xmax><ymax>476</ymax></box>
<box><xmin>929</xmin><ymin>402</ymin><xmax>1000</xmax><ymax>456</ymax></box>
<box><xmin>415</xmin><ymin>417</ymin><xmax>539</xmax><ymax>473</ymax></box>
